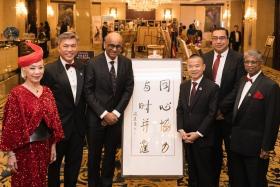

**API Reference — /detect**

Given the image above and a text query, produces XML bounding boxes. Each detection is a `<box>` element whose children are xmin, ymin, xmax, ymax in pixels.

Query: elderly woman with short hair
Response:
<box><xmin>0</xmin><ymin>42</ymin><xmax>64</xmax><ymax>187</ymax></box>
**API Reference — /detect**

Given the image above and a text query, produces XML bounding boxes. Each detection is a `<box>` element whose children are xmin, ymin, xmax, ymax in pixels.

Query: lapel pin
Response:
<box><xmin>80</xmin><ymin>72</ymin><xmax>83</xmax><ymax>76</ymax></box>
<box><xmin>248</xmin><ymin>93</ymin><xmax>251</xmax><ymax>97</ymax></box>
<box><xmin>199</xmin><ymin>87</ymin><xmax>202</xmax><ymax>91</ymax></box>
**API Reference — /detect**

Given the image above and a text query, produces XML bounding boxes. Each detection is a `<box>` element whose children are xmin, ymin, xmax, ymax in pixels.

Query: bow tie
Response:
<box><xmin>65</xmin><ymin>63</ymin><xmax>76</xmax><ymax>70</ymax></box>
<box><xmin>245</xmin><ymin>77</ymin><xmax>252</xmax><ymax>83</ymax></box>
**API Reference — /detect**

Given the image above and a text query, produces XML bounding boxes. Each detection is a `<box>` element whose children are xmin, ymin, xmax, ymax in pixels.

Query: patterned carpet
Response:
<box><xmin>0</xmin><ymin>144</ymin><xmax>279</xmax><ymax>187</ymax></box>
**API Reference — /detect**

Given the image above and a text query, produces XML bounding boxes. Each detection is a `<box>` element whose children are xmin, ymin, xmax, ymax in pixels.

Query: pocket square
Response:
<box><xmin>253</xmin><ymin>90</ymin><xmax>264</xmax><ymax>99</ymax></box>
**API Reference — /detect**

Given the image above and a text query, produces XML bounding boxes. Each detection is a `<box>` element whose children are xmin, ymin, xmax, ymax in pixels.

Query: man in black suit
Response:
<box><xmin>102</xmin><ymin>22</ymin><xmax>109</xmax><ymax>50</ymax></box>
<box><xmin>177</xmin><ymin>55</ymin><xmax>219</xmax><ymax>187</ymax></box>
<box><xmin>229</xmin><ymin>25</ymin><xmax>242</xmax><ymax>52</ymax></box>
<box><xmin>85</xmin><ymin>32</ymin><xmax>134</xmax><ymax>187</ymax></box>
<box><xmin>60</xmin><ymin>20</ymin><xmax>68</xmax><ymax>35</ymax></box>
<box><xmin>41</xmin><ymin>32</ymin><xmax>86</xmax><ymax>187</ymax></box>
<box><xmin>221</xmin><ymin>50</ymin><xmax>280</xmax><ymax>187</ymax></box>
<box><xmin>202</xmin><ymin>27</ymin><xmax>246</xmax><ymax>186</ymax></box>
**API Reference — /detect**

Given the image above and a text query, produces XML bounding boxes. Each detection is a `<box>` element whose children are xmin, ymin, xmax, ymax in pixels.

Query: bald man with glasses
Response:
<box><xmin>84</xmin><ymin>32</ymin><xmax>134</xmax><ymax>187</ymax></box>
<box><xmin>220</xmin><ymin>50</ymin><xmax>280</xmax><ymax>187</ymax></box>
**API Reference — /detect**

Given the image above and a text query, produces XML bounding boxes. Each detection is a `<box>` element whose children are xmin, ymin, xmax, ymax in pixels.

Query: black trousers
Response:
<box><xmin>213</xmin><ymin>119</ymin><xmax>233</xmax><ymax>187</ymax></box>
<box><xmin>231</xmin><ymin>151</ymin><xmax>269</xmax><ymax>187</ymax></box>
<box><xmin>185</xmin><ymin>143</ymin><xmax>216</xmax><ymax>187</ymax></box>
<box><xmin>87</xmin><ymin>122</ymin><xmax>122</xmax><ymax>187</ymax></box>
<box><xmin>48</xmin><ymin>131</ymin><xmax>84</xmax><ymax>187</ymax></box>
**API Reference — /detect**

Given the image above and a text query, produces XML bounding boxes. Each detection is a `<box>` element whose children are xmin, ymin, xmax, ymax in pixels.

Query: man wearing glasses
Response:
<box><xmin>220</xmin><ymin>50</ymin><xmax>280</xmax><ymax>187</ymax></box>
<box><xmin>202</xmin><ymin>27</ymin><xmax>246</xmax><ymax>186</ymax></box>
<box><xmin>85</xmin><ymin>32</ymin><xmax>134</xmax><ymax>187</ymax></box>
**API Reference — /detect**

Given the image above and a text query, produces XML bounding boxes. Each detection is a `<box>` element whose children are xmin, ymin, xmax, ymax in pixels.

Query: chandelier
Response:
<box><xmin>16</xmin><ymin>2</ymin><xmax>28</xmax><ymax>16</ymax></box>
<box><xmin>124</xmin><ymin>0</ymin><xmax>171</xmax><ymax>11</ymax></box>
<box><xmin>244</xmin><ymin>0</ymin><xmax>257</xmax><ymax>21</ymax></box>
<box><xmin>244</xmin><ymin>6</ymin><xmax>257</xmax><ymax>21</ymax></box>
<box><xmin>222</xmin><ymin>2</ymin><xmax>231</xmax><ymax>20</ymax></box>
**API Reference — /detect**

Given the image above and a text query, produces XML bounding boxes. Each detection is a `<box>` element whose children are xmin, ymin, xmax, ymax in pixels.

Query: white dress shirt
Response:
<box><xmin>60</xmin><ymin>57</ymin><xmax>77</xmax><ymax>102</ymax></box>
<box><xmin>189</xmin><ymin>76</ymin><xmax>203</xmax><ymax>102</ymax></box>
<box><xmin>235</xmin><ymin>31</ymin><xmax>240</xmax><ymax>42</ymax></box>
<box><xmin>213</xmin><ymin>49</ymin><xmax>229</xmax><ymax>87</ymax></box>
<box><xmin>238</xmin><ymin>71</ymin><xmax>262</xmax><ymax>109</ymax></box>
<box><xmin>105</xmin><ymin>51</ymin><xmax>118</xmax><ymax>75</ymax></box>
<box><xmin>190</xmin><ymin>76</ymin><xmax>204</xmax><ymax>137</ymax></box>
<box><xmin>100</xmin><ymin>52</ymin><xmax>120</xmax><ymax>119</ymax></box>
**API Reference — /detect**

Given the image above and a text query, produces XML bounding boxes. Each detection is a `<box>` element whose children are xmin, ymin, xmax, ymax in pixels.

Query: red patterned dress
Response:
<box><xmin>0</xmin><ymin>85</ymin><xmax>64</xmax><ymax>187</ymax></box>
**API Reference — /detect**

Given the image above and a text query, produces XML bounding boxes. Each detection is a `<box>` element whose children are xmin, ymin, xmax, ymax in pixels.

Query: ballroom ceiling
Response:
<box><xmin>91</xmin><ymin>0</ymin><xmax>233</xmax><ymax>4</ymax></box>
<box><xmin>52</xmin><ymin>0</ymin><xmax>236</xmax><ymax>3</ymax></box>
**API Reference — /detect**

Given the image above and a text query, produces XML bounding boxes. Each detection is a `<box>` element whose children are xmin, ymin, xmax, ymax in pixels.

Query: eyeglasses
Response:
<box><xmin>211</xmin><ymin>36</ymin><xmax>228</xmax><ymax>41</ymax></box>
<box><xmin>244</xmin><ymin>60</ymin><xmax>260</xmax><ymax>65</ymax></box>
<box><xmin>108</xmin><ymin>44</ymin><xmax>122</xmax><ymax>50</ymax></box>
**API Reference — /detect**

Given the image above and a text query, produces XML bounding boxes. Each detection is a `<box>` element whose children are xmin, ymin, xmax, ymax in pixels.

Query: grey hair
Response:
<box><xmin>56</xmin><ymin>32</ymin><xmax>79</xmax><ymax>45</ymax></box>
<box><xmin>21</xmin><ymin>68</ymin><xmax>26</xmax><ymax>79</ymax></box>
<box><xmin>244</xmin><ymin>49</ymin><xmax>264</xmax><ymax>64</ymax></box>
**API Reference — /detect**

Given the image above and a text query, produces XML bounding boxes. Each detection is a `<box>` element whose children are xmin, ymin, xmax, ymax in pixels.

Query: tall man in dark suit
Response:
<box><xmin>221</xmin><ymin>50</ymin><xmax>280</xmax><ymax>187</ymax></box>
<box><xmin>177</xmin><ymin>55</ymin><xmax>219</xmax><ymax>187</ymax></box>
<box><xmin>41</xmin><ymin>32</ymin><xmax>86</xmax><ymax>187</ymax></box>
<box><xmin>229</xmin><ymin>25</ymin><xmax>242</xmax><ymax>52</ymax></box>
<box><xmin>85</xmin><ymin>32</ymin><xmax>134</xmax><ymax>187</ymax></box>
<box><xmin>202</xmin><ymin>27</ymin><xmax>246</xmax><ymax>186</ymax></box>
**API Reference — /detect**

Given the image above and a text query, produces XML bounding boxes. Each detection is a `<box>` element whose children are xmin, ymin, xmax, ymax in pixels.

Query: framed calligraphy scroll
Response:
<box><xmin>122</xmin><ymin>59</ymin><xmax>183</xmax><ymax>177</ymax></box>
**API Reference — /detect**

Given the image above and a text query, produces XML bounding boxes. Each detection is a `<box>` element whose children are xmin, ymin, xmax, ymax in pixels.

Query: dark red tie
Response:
<box><xmin>245</xmin><ymin>76</ymin><xmax>252</xmax><ymax>83</ymax></box>
<box><xmin>212</xmin><ymin>54</ymin><xmax>221</xmax><ymax>81</ymax></box>
<box><xmin>65</xmin><ymin>63</ymin><xmax>76</xmax><ymax>70</ymax></box>
<box><xmin>110</xmin><ymin>61</ymin><xmax>117</xmax><ymax>94</ymax></box>
<box><xmin>189</xmin><ymin>82</ymin><xmax>198</xmax><ymax>105</ymax></box>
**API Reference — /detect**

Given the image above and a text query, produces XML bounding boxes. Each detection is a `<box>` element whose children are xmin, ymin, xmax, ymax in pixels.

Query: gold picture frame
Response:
<box><xmin>265</xmin><ymin>35</ymin><xmax>275</xmax><ymax>48</ymax></box>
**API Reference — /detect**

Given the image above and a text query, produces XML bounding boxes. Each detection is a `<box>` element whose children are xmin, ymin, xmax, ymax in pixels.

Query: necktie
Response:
<box><xmin>65</xmin><ymin>63</ymin><xmax>76</xmax><ymax>70</ymax></box>
<box><xmin>110</xmin><ymin>61</ymin><xmax>117</xmax><ymax>94</ymax></box>
<box><xmin>245</xmin><ymin>76</ymin><xmax>253</xmax><ymax>83</ymax></box>
<box><xmin>212</xmin><ymin>54</ymin><xmax>221</xmax><ymax>81</ymax></box>
<box><xmin>189</xmin><ymin>82</ymin><xmax>198</xmax><ymax>105</ymax></box>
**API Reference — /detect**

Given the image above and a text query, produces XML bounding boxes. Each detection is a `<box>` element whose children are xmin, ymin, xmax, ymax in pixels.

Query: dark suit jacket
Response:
<box><xmin>41</xmin><ymin>58</ymin><xmax>86</xmax><ymax>139</ymax></box>
<box><xmin>230</xmin><ymin>31</ymin><xmax>242</xmax><ymax>45</ymax></box>
<box><xmin>202</xmin><ymin>49</ymin><xmax>245</xmax><ymax>121</ymax></box>
<box><xmin>84</xmin><ymin>52</ymin><xmax>134</xmax><ymax>126</ymax></box>
<box><xmin>102</xmin><ymin>25</ymin><xmax>108</xmax><ymax>38</ymax></box>
<box><xmin>177</xmin><ymin>77</ymin><xmax>219</xmax><ymax>147</ymax></box>
<box><xmin>229</xmin><ymin>73</ymin><xmax>280</xmax><ymax>156</ymax></box>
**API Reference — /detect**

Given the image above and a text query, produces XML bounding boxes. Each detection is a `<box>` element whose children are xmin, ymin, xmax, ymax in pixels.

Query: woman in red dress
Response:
<box><xmin>0</xmin><ymin>42</ymin><xmax>64</xmax><ymax>187</ymax></box>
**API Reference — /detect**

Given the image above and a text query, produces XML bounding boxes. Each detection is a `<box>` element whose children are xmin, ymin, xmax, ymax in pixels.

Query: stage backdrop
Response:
<box><xmin>123</xmin><ymin>59</ymin><xmax>183</xmax><ymax>177</ymax></box>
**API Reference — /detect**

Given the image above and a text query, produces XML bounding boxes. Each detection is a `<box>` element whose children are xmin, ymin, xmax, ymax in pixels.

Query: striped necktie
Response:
<box><xmin>110</xmin><ymin>61</ymin><xmax>117</xmax><ymax>94</ymax></box>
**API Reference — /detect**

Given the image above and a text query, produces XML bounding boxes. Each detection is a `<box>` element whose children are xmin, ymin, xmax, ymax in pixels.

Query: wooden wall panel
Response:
<box><xmin>273</xmin><ymin>0</ymin><xmax>280</xmax><ymax>70</ymax></box>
